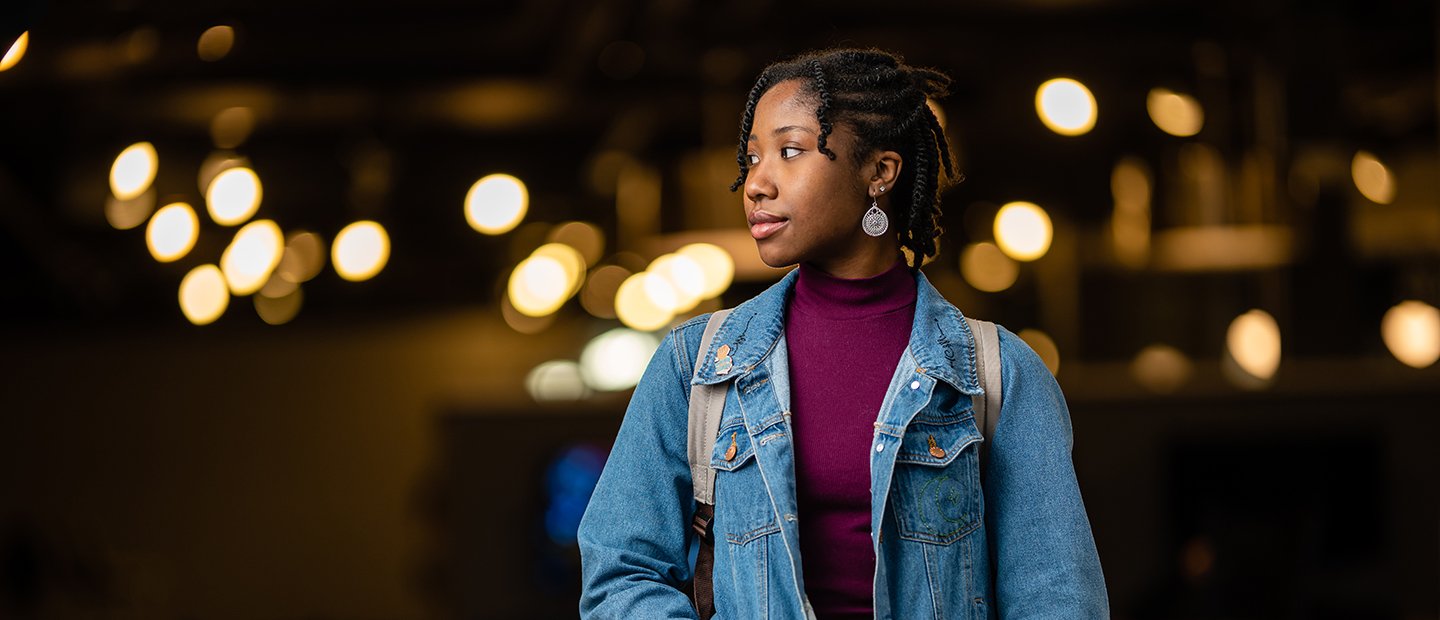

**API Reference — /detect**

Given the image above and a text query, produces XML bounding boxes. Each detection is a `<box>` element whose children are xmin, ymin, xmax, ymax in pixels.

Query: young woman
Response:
<box><xmin>579</xmin><ymin>48</ymin><xmax>1109</xmax><ymax>619</ymax></box>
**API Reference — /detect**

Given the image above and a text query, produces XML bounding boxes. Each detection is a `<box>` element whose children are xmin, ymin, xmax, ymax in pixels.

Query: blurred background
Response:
<box><xmin>2</xmin><ymin>0</ymin><xmax>1438</xmax><ymax>618</ymax></box>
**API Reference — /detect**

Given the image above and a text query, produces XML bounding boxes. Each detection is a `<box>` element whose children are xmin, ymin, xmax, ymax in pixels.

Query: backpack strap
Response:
<box><xmin>686</xmin><ymin>309</ymin><xmax>731</xmax><ymax>620</ymax></box>
<box><xmin>965</xmin><ymin>317</ymin><xmax>1003</xmax><ymax>472</ymax></box>
<box><xmin>688</xmin><ymin>309</ymin><xmax>732</xmax><ymax>505</ymax></box>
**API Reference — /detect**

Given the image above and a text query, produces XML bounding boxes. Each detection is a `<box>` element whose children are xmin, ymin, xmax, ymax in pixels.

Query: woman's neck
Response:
<box><xmin>807</xmin><ymin>244</ymin><xmax>906</xmax><ymax>279</ymax></box>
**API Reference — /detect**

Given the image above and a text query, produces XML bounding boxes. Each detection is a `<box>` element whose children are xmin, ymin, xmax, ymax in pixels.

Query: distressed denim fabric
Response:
<box><xmin>579</xmin><ymin>269</ymin><xmax>1109</xmax><ymax>619</ymax></box>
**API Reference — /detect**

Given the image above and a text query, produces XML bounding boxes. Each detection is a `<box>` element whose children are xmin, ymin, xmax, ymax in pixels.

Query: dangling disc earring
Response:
<box><xmin>862</xmin><ymin>187</ymin><xmax>888</xmax><ymax>237</ymax></box>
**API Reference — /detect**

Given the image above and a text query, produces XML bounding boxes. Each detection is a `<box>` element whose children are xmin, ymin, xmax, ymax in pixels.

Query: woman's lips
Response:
<box><xmin>748</xmin><ymin>211</ymin><xmax>788</xmax><ymax>240</ymax></box>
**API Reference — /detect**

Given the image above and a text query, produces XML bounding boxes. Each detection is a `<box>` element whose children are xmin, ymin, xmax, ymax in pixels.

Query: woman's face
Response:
<box><xmin>743</xmin><ymin>79</ymin><xmax>876</xmax><ymax>270</ymax></box>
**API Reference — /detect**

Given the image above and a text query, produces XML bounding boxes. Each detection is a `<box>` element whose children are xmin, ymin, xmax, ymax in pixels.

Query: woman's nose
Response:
<box><xmin>744</xmin><ymin>164</ymin><xmax>775</xmax><ymax>204</ymax></box>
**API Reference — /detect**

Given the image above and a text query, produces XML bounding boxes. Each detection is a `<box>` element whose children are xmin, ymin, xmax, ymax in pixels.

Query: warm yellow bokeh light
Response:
<box><xmin>105</xmin><ymin>191</ymin><xmax>156</xmax><ymax>231</ymax></box>
<box><xmin>526</xmin><ymin>360</ymin><xmax>592</xmax><ymax>402</ymax></box>
<box><xmin>255</xmin><ymin>285</ymin><xmax>303</xmax><ymax>326</ymax></box>
<box><xmin>146</xmin><ymin>202</ymin><xmax>199</xmax><ymax>263</ymax></box>
<box><xmin>1226</xmin><ymin>309</ymin><xmax>1282</xmax><ymax>381</ymax></box>
<box><xmin>220</xmin><ymin>219</ymin><xmax>284</xmax><ymax>295</ymax></box>
<box><xmin>676</xmin><ymin>242</ymin><xmax>734</xmax><ymax>299</ymax></box>
<box><xmin>210</xmin><ymin>106</ymin><xmax>256</xmax><ymax>149</ymax></box>
<box><xmin>332</xmin><ymin>220</ymin><xmax>390</xmax><ymax>282</ymax></box>
<box><xmin>508</xmin><ymin>254</ymin><xmax>571</xmax><ymax>317</ymax></box>
<box><xmin>615</xmin><ymin>272</ymin><xmax>674</xmax><ymax>331</ymax></box>
<box><xmin>110</xmin><ymin>142</ymin><xmax>158</xmax><ymax>201</ymax></box>
<box><xmin>960</xmin><ymin>242</ymin><xmax>1019</xmax><ymax>293</ymax></box>
<box><xmin>994</xmin><ymin>201</ymin><xmax>1053</xmax><ymax>261</ymax></box>
<box><xmin>1018</xmin><ymin>329</ymin><xmax>1061</xmax><ymax>376</ymax></box>
<box><xmin>277</xmin><ymin>231</ymin><xmax>326</xmax><ymax>283</ymax></box>
<box><xmin>1</xmin><ymin>32</ymin><xmax>28</xmax><ymax>72</ymax></box>
<box><xmin>546</xmin><ymin>221</ymin><xmax>605</xmax><ymax>266</ymax></box>
<box><xmin>1351</xmin><ymin>151</ymin><xmax>1395</xmax><ymax>205</ymax></box>
<box><xmin>179</xmin><ymin>264</ymin><xmax>230</xmax><ymax>325</ymax></box>
<box><xmin>197</xmin><ymin>25</ymin><xmax>234</xmax><ymax>61</ymax></box>
<box><xmin>206</xmin><ymin>166</ymin><xmax>262</xmax><ymax>226</ymax></box>
<box><xmin>1146</xmin><ymin>88</ymin><xmax>1204</xmax><ymax>137</ymax></box>
<box><xmin>531</xmin><ymin>243</ymin><xmax>586</xmax><ymax>299</ymax></box>
<box><xmin>580</xmin><ymin>328</ymin><xmax>661</xmax><ymax>391</ymax></box>
<box><xmin>1036</xmin><ymin>78</ymin><xmax>1097</xmax><ymax>136</ymax></box>
<box><xmin>465</xmin><ymin>173</ymin><xmax>529</xmax><ymax>235</ymax></box>
<box><xmin>580</xmin><ymin>264</ymin><xmax>630</xmax><ymax>319</ymax></box>
<box><xmin>1131</xmin><ymin>344</ymin><xmax>1193</xmax><ymax>394</ymax></box>
<box><xmin>1382</xmin><ymin>300</ymin><xmax>1440</xmax><ymax>369</ymax></box>
<box><xmin>648</xmin><ymin>254</ymin><xmax>705</xmax><ymax>314</ymax></box>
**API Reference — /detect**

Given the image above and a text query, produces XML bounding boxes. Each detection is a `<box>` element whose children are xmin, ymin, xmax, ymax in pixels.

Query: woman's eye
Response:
<box><xmin>746</xmin><ymin>153</ymin><xmax>759</xmax><ymax>166</ymax></box>
<box><xmin>780</xmin><ymin>147</ymin><xmax>802</xmax><ymax>159</ymax></box>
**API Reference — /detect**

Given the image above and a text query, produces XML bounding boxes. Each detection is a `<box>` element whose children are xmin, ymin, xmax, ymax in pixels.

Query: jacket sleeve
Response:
<box><xmin>578</xmin><ymin>328</ymin><xmax>701</xmax><ymax>619</ymax></box>
<box><xmin>984</xmin><ymin>326</ymin><xmax>1110</xmax><ymax>619</ymax></box>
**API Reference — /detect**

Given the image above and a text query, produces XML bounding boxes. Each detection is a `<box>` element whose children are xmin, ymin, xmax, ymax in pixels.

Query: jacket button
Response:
<box><xmin>910</xmin><ymin>380</ymin><xmax>920</xmax><ymax>389</ymax></box>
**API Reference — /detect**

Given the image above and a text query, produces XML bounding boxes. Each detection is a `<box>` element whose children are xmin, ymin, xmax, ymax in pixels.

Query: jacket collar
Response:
<box><xmin>691</xmin><ymin>267</ymin><xmax>982</xmax><ymax>396</ymax></box>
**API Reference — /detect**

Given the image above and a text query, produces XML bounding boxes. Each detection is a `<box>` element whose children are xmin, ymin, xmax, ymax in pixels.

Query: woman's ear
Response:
<box><xmin>869</xmin><ymin>150</ymin><xmax>903</xmax><ymax>197</ymax></box>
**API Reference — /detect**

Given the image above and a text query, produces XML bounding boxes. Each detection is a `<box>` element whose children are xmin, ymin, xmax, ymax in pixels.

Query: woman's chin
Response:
<box><xmin>755</xmin><ymin>245</ymin><xmax>799</xmax><ymax>269</ymax></box>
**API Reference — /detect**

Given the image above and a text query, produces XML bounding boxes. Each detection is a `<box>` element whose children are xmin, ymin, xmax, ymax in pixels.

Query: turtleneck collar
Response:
<box><xmin>790</xmin><ymin>259</ymin><xmax>917</xmax><ymax>321</ymax></box>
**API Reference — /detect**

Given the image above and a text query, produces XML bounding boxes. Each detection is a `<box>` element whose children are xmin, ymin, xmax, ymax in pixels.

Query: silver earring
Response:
<box><xmin>862</xmin><ymin>196</ymin><xmax>888</xmax><ymax>237</ymax></box>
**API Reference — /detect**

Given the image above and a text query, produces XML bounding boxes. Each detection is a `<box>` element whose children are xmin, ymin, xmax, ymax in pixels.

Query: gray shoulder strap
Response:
<box><xmin>688</xmin><ymin>309</ymin><xmax>732</xmax><ymax>506</ymax></box>
<box><xmin>966</xmin><ymin>317</ymin><xmax>1003</xmax><ymax>446</ymax></box>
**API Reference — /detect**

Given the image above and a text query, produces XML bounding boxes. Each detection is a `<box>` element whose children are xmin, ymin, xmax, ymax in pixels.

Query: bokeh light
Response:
<box><xmin>960</xmin><ymin>242</ymin><xmax>1019</xmax><ymax>293</ymax></box>
<box><xmin>525</xmin><ymin>360</ymin><xmax>592</xmax><ymax>403</ymax></box>
<box><xmin>580</xmin><ymin>264</ymin><xmax>630</xmax><ymax>319</ymax></box>
<box><xmin>1226</xmin><ymin>309</ymin><xmax>1282</xmax><ymax>383</ymax></box>
<box><xmin>332</xmin><ymin>221</ymin><xmax>390</xmax><ymax>282</ymax></box>
<box><xmin>465</xmin><ymin>173</ymin><xmax>528</xmax><ymax>235</ymax></box>
<box><xmin>105</xmin><ymin>190</ymin><xmax>156</xmax><ymax>231</ymax></box>
<box><xmin>206</xmin><ymin>166</ymin><xmax>263</xmax><ymax>226</ymax></box>
<box><xmin>110</xmin><ymin>142</ymin><xmax>158</xmax><ymax>201</ymax></box>
<box><xmin>648</xmin><ymin>253</ymin><xmax>705</xmax><ymax>314</ymax></box>
<box><xmin>1131</xmin><ymin>344</ymin><xmax>1193</xmax><ymax>394</ymax></box>
<box><xmin>197</xmin><ymin>25</ymin><xmax>235</xmax><ymax>61</ymax></box>
<box><xmin>615</xmin><ymin>272</ymin><xmax>674</xmax><ymax>331</ymax></box>
<box><xmin>994</xmin><ymin>201</ymin><xmax>1053</xmax><ymax>261</ymax></box>
<box><xmin>1018</xmin><ymin>328</ymin><xmax>1061</xmax><ymax>376</ymax></box>
<box><xmin>508</xmin><ymin>254</ymin><xmax>571</xmax><ymax>317</ymax></box>
<box><xmin>531</xmin><ymin>243</ymin><xmax>587</xmax><ymax>299</ymax></box>
<box><xmin>277</xmin><ymin>231</ymin><xmax>326</xmax><ymax>283</ymax></box>
<box><xmin>1146</xmin><ymin>88</ymin><xmax>1205</xmax><ymax>137</ymax></box>
<box><xmin>146</xmin><ymin>202</ymin><xmax>199</xmax><ymax>263</ymax></box>
<box><xmin>179</xmin><ymin>264</ymin><xmax>230</xmax><ymax>325</ymax></box>
<box><xmin>1</xmin><ymin>32</ymin><xmax>29</xmax><ymax>72</ymax></box>
<box><xmin>1351</xmin><ymin>150</ymin><xmax>1395</xmax><ymax>205</ymax></box>
<box><xmin>542</xmin><ymin>444</ymin><xmax>607</xmax><ymax>546</ymax></box>
<box><xmin>1382</xmin><ymin>300</ymin><xmax>1440</xmax><ymax>369</ymax></box>
<box><xmin>546</xmin><ymin>221</ymin><xmax>605</xmax><ymax>267</ymax></box>
<box><xmin>1035</xmin><ymin>78</ymin><xmax>1097</xmax><ymax>136</ymax></box>
<box><xmin>676</xmin><ymin>243</ymin><xmax>734</xmax><ymax>299</ymax></box>
<box><xmin>210</xmin><ymin>106</ymin><xmax>256</xmax><ymax>149</ymax></box>
<box><xmin>501</xmin><ymin>292</ymin><xmax>556</xmax><ymax>334</ymax></box>
<box><xmin>220</xmin><ymin>219</ymin><xmax>284</xmax><ymax>295</ymax></box>
<box><xmin>256</xmin><ymin>284</ymin><xmax>303</xmax><ymax>325</ymax></box>
<box><xmin>580</xmin><ymin>328</ymin><xmax>660</xmax><ymax>391</ymax></box>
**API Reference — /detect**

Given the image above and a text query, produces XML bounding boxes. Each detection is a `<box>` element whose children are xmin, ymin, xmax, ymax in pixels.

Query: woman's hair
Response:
<box><xmin>729</xmin><ymin>48</ymin><xmax>960</xmax><ymax>269</ymax></box>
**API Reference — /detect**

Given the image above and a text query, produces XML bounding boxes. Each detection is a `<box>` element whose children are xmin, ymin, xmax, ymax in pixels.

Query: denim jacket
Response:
<box><xmin>579</xmin><ymin>269</ymin><xmax>1109</xmax><ymax>619</ymax></box>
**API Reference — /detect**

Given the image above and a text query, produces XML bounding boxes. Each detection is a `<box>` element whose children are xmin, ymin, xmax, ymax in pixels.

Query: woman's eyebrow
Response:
<box><xmin>747</xmin><ymin>125</ymin><xmax>817</xmax><ymax>141</ymax></box>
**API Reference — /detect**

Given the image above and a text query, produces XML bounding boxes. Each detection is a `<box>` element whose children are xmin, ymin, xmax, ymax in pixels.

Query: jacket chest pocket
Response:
<box><xmin>711</xmin><ymin>420</ymin><xmax>780</xmax><ymax>545</ymax></box>
<box><xmin>890</xmin><ymin>413</ymin><xmax>985</xmax><ymax>545</ymax></box>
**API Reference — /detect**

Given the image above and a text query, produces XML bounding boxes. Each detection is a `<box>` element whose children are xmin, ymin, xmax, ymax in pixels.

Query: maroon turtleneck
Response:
<box><xmin>785</xmin><ymin>259</ymin><xmax>917</xmax><ymax>618</ymax></box>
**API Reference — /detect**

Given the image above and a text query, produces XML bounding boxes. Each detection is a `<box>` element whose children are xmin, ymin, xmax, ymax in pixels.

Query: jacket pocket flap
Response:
<box><xmin>895</xmin><ymin>420</ymin><xmax>983</xmax><ymax>467</ymax></box>
<box><xmin>710</xmin><ymin>423</ymin><xmax>756</xmax><ymax>471</ymax></box>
